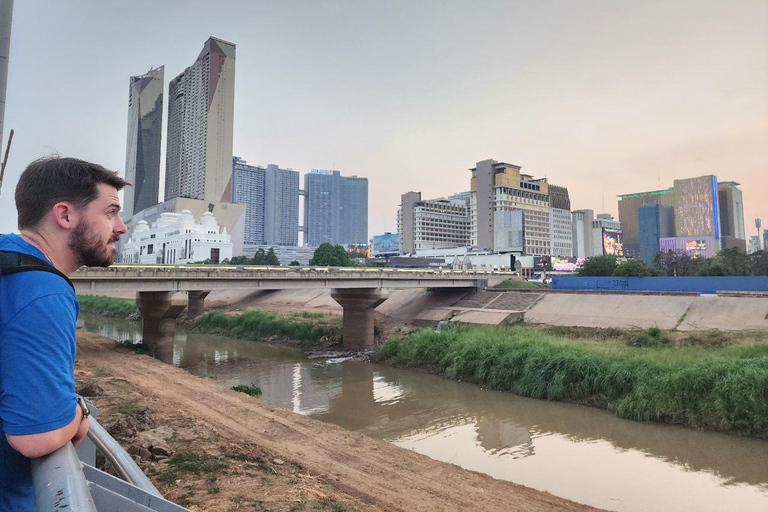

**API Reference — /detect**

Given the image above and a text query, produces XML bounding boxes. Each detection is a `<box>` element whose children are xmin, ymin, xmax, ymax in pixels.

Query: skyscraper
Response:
<box><xmin>124</xmin><ymin>66</ymin><xmax>163</xmax><ymax>218</ymax></box>
<box><xmin>232</xmin><ymin>157</ymin><xmax>299</xmax><ymax>246</ymax></box>
<box><xmin>304</xmin><ymin>170</ymin><xmax>368</xmax><ymax>246</ymax></box>
<box><xmin>165</xmin><ymin>37</ymin><xmax>235</xmax><ymax>203</ymax></box>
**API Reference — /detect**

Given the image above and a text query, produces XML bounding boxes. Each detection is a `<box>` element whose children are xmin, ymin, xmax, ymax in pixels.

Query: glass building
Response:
<box><xmin>303</xmin><ymin>170</ymin><xmax>368</xmax><ymax>246</ymax></box>
<box><xmin>124</xmin><ymin>66</ymin><xmax>163</xmax><ymax>218</ymax></box>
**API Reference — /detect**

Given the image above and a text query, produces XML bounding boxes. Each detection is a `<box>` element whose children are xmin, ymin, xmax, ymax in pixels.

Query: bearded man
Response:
<box><xmin>0</xmin><ymin>156</ymin><xmax>129</xmax><ymax>511</ymax></box>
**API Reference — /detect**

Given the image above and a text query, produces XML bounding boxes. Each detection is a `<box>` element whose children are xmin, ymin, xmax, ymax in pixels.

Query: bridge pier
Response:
<box><xmin>136</xmin><ymin>292</ymin><xmax>187</xmax><ymax>364</ymax></box>
<box><xmin>187</xmin><ymin>290</ymin><xmax>211</xmax><ymax>320</ymax></box>
<box><xmin>331</xmin><ymin>288</ymin><xmax>389</xmax><ymax>351</ymax></box>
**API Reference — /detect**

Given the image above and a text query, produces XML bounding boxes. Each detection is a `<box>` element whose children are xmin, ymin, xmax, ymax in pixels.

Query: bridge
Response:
<box><xmin>71</xmin><ymin>265</ymin><xmax>503</xmax><ymax>351</ymax></box>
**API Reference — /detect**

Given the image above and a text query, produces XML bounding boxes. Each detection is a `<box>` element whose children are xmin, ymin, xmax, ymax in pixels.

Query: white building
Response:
<box><xmin>122</xmin><ymin>210</ymin><xmax>233</xmax><ymax>265</ymax></box>
<box><xmin>398</xmin><ymin>192</ymin><xmax>470</xmax><ymax>253</ymax></box>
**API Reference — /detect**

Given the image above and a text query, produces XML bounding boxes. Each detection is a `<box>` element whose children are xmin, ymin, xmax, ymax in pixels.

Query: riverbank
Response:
<box><xmin>75</xmin><ymin>331</ymin><xmax>602</xmax><ymax>512</ymax></box>
<box><xmin>372</xmin><ymin>323</ymin><xmax>768</xmax><ymax>438</ymax></box>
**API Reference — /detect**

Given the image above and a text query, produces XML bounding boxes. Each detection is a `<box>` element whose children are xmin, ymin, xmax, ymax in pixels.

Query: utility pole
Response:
<box><xmin>757</xmin><ymin>219</ymin><xmax>763</xmax><ymax>251</ymax></box>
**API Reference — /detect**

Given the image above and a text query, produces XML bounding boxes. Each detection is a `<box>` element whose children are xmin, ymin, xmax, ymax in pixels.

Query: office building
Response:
<box><xmin>571</xmin><ymin>209</ymin><xmax>595</xmax><ymax>259</ymax></box>
<box><xmin>124</xmin><ymin>66</ymin><xmax>163</xmax><ymax>218</ymax></box>
<box><xmin>232</xmin><ymin>157</ymin><xmax>299</xmax><ymax>246</ymax></box>
<box><xmin>165</xmin><ymin>37</ymin><xmax>236</xmax><ymax>203</ymax></box>
<box><xmin>549</xmin><ymin>185</ymin><xmax>573</xmax><ymax>258</ymax></box>
<box><xmin>718</xmin><ymin>182</ymin><xmax>746</xmax><ymax>241</ymax></box>
<box><xmin>397</xmin><ymin>192</ymin><xmax>470</xmax><ymax>254</ymax></box>
<box><xmin>304</xmin><ymin>170</ymin><xmax>368</xmax><ymax>246</ymax></box>
<box><xmin>619</xmin><ymin>175</ymin><xmax>742</xmax><ymax>258</ymax></box>
<box><xmin>470</xmin><ymin>159</ymin><xmax>566</xmax><ymax>256</ymax></box>
<box><xmin>122</xmin><ymin>210</ymin><xmax>232</xmax><ymax>265</ymax></box>
<box><xmin>593</xmin><ymin>214</ymin><xmax>623</xmax><ymax>257</ymax></box>
<box><xmin>638</xmin><ymin>204</ymin><xmax>674</xmax><ymax>264</ymax></box>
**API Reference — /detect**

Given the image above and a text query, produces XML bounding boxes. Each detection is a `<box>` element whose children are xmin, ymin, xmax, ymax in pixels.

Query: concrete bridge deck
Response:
<box><xmin>71</xmin><ymin>265</ymin><xmax>507</xmax><ymax>352</ymax></box>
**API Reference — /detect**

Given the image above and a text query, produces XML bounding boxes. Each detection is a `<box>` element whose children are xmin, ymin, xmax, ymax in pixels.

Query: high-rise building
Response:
<box><xmin>470</xmin><ymin>159</ymin><xmax>564</xmax><ymax>256</ymax></box>
<box><xmin>303</xmin><ymin>170</ymin><xmax>368</xmax><ymax>246</ymax></box>
<box><xmin>619</xmin><ymin>175</ymin><xmax>741</xmax><ymax>258</ymax></box>
<box><xmin>718</xmin><ymin>182</ymin><xmax>746</xmax><ymax>241</ymax></box>
<box><xmin>549</xmin><ymin>185</ymin><xmax>573</xmax><ymax>258</ymax></box>
<box><xmin>571</xmin><ymin>209</ymin><xmax>595</xmax><ymax>259</ymax></box>
<box><xmin>232</xmin><ymin>157</ymin><xmax>299</xmax><ymax>246</ymax></box>
<box><xmin>124</xmin><ymin>66</ymin><xmax>163</xmax><ymax>218</ymax></box>
<box><xmin>593</xmin><ymin>214</ymin><xmax>623</xmax><ymax>257</ymax></box>
<box><xmin>165</xmin><ymin>37</ymin><xmax>235</xmax><ymax>203</ymax></box>
<box><xmin>397</xmin><ymin>192</ymin><xmax>470</xmax><ymax>254</ymax></box>
<box><xmin>638</xmin><ymin>204</ymin><xmax>674</xmax><ymax>264</ymax></box>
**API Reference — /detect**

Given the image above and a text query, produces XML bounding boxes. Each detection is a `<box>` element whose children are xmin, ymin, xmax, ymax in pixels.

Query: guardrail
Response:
<box><xmin>31</xmin><ymin>406</ymin><xmax>171</xmax><ymax>511</ymax></box>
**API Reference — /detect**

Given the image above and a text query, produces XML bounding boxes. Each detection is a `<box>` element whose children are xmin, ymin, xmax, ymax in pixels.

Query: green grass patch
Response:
<box><xmin>78</xmin><ymin>295</ymin><xmax>140</xmax><ymax>320</ymax></box>
<box><xmin>115</xmin><ymin>401</ymin><xmax>152</xmax><ymax>415</ymax></box>
<box><xmin>493</xmin><ymin>279</ymin><xmax>549</xmax><ymax>290</ymax></box>
<box><xmin>372</xmin><ymin>323</ymin><xmax>768</xmax><ymax>438</ymax></box>
<box><xmin>190</xmin><ymin>310</ymin><xmax>331</xmax><ymax>343</ymax></box>
<box><xmin>291</xmin><ymin>311</ymin><xmax>325</xmax><ymax>319</ymax></box>
<box><xmin>314</xmin><ymin>499</ymin><xmax>353</xmax><ymax>512</ymax></box>
<box><xmin>156</xmin><ymin>452</ymin><xmax>226</xmax><ymax>484</ymax></box>
<box><xmin>231</xmin><ymin>384</ymin><xmax>262</xmax><ymax>397</ymax></box>
<box><xmin>116</xmin><ymin>340</ymin><xmax>150</xmax><ymax>355</ymax></box>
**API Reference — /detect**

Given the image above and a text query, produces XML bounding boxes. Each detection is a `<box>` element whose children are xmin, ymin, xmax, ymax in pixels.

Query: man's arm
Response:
<box><xmin>6</xmin><ymin>403</ymin><xmax>88</xmax><ymax>459</ymax></box>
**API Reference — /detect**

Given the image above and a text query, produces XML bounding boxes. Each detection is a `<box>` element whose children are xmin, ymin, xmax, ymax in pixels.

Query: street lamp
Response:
<box><xmin>757</xmin><ymin>219</ymin><xmax>762</xmax><ymax>251</ymax></box>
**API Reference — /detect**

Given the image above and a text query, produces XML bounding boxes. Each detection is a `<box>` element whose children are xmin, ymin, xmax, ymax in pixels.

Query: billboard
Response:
<box><xmin>674</xmin><ymin>175</ymin><xmax>720</xmax><ymax>239</ymax></box>
<box><xmin>371</xmin><ymin>233</ymin><xmax>400</xmax><ymax>256</ymax></box>
<box><xmin>602</xmin><ymin>228</ymin><xmax>624</xmax><ymax>256</ymax></box>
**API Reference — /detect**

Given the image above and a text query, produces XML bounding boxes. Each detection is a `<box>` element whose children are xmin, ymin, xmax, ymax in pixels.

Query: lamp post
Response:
<box><xmin>757</xmin><ymin>219</ymin><xmax>762</xmax><ymax>252</ymax></box>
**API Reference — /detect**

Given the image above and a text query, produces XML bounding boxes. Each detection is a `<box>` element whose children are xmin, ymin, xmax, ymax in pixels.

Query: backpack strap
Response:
<box><xmin>0</xmin><ymin>250</ymin><xmax>76</xmax><ymax>293</ymax></box>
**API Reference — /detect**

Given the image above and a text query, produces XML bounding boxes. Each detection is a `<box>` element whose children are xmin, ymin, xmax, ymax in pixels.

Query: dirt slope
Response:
<box><xmin>77</xmin><ymin>332</ymin><xmax>603</xmax><ymax>512</ymax></box>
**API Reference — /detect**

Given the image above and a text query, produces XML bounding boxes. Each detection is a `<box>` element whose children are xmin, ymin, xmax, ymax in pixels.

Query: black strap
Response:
<box><xmin>0</xmin><ymin>250</ymin><xmax>75</xmax><ymax>292</ymax></box>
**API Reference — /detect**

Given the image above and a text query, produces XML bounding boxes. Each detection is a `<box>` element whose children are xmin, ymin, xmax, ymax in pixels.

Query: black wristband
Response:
<box><xmin>76</xmin><ymin>396</ymin><xmax>91</xmax><ymax>419</ymax></box>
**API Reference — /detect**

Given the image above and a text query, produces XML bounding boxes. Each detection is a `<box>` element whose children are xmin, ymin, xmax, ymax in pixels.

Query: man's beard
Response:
<box><xmin>69</xmin><ymin>219</ymin><xmax>119</xmax><ymax>268</ymax></box>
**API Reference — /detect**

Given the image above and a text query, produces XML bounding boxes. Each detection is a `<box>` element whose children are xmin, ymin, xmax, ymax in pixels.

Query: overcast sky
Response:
<box><xmin>1</xmin><ymin>0</ymin><xmax>766</xmax><ymax>241</ymax></box>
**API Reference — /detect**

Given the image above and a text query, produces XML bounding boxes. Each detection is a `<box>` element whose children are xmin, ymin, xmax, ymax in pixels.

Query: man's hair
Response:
<box><xmin>15</xmin><ymin>156</ymin><xmax>131</xmax><ymax>230</ymax></box>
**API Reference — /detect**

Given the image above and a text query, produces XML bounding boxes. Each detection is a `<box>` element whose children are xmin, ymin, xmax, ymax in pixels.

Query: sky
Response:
<box><xmin>1</xmin><ymin>0</ymin><xmax>767</xmax><ymax>241</ymax></box>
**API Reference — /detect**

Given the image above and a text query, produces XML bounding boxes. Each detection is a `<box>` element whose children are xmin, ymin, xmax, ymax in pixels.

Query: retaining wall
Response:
<box><xmin>553</xmin><ymin>276</ymin><xmax>768</xmax><ymax>294</ymax></box>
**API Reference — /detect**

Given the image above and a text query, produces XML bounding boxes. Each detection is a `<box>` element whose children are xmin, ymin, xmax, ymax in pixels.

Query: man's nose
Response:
<box><xmin>115</xmin><ymin>214</ymin><xmax>128</xmax><ymax>234</ymax></box>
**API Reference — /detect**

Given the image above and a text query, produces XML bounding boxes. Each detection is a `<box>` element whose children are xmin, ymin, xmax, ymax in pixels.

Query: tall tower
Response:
<box><xmin>165</xmin><ymin>37</ymin><xmax>236</xmax><ymax>203</ymax></box>
<box><xmin>124</xmin><ymin>66</ymin><xmax>163</xmax><ymax>218</ymax></box>
<box><xmin>304</xmin><ymin>170</ymin><xmax>368</xmax><ymax>246</ymax></box>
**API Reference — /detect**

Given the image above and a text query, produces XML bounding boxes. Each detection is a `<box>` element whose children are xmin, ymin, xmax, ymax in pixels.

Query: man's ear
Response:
<box><xmin>51</xmin><ymin>202</ymin><xmax>78</xmax><ymax>230</ymax></box>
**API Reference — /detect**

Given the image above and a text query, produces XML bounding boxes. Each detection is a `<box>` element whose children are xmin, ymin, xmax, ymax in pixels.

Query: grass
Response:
<box><xmin>372</xmin><ymin>323</ymin><xmax>768</xmax><ymax>438</ymax></box>
<box><xmin>190</xmin><ymin>310</ymin><xmax>337</xmax><ymax>343</ymax></box>
<box><xmin>493</xmin><ymin>279</ymin><xmax>549</xmax><ymax>290</ymax></box>
<box><xmin>156</xmin><ymin>452</ymin><xmax>226</xmax><ymax>484</ymax></box>
<box><xmin>291</xmin><ymin>312</ymin><xmax>325</xmax><ymax>319</ymax></box>
<box><xmin>77</xmin><ymin>295</ymin><xmax>140</xmax><ymax>320</ymax></box>
<box><xmin>115</xmin><ymin>401</ymin><xmax>152</xmax><ymax>415</ymax></box>
<box><xmin>231</xmin><ymin>384</ymin><xmax>262</xmax><ymax>397</ymax></box>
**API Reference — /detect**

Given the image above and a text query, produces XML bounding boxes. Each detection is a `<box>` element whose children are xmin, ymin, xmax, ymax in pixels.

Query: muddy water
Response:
<box><xmin>80</xmin><ymin>314</ymin><xmax>768</xmax><ymax>512</ymax></box>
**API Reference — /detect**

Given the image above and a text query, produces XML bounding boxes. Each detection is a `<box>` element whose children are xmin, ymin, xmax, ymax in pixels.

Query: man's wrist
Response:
<box><xmin>76</xmin><ymin>396</ymin><xmax>91</xmax><ymax>419</ymax></box>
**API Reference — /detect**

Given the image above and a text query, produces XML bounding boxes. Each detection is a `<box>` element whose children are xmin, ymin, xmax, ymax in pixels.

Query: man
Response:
<box><xmin>0</xmin><ymin>156</ymin><xmax>129</xmax><ymax>511</ymax></box>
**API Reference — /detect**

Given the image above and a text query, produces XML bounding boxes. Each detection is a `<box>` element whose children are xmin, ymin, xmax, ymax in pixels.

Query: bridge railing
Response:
<box><xmin>31</xmin><ymin>403</ymin><xmax>169</xmax><ymax>512</ymax></box>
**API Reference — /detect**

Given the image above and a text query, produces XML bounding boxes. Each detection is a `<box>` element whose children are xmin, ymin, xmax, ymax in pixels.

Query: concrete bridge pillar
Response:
<box><xmin>136</xmin><ymin>292</ymin><xmax>187</xmax><ymax>364</ymax></box>
<box><xmin>331</xmin><ymin>288</ymin><xmax>389</xmax><ymax>351</ymax></box>
<box><xmin>187</xmin><ymin>290</ymin><xmax>211</xmax><ymax>321</ymax></box>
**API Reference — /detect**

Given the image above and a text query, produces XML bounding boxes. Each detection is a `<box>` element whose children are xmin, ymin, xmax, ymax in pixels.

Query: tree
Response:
<box><xmin>612</xmin><ymin>259</ymin><xmax>662</xmax><ymax>277</ymax></box>
<box><xmin>309</xmin><ymin>243</ymin><xmax>353</xmax><ymax>266</ymax></box>
<box><xmin>265</xmin><ymin>248</ymin><xmax>280</xmax><ymax>266</ymax></box>
<box><xmin>576</xmin><ymin>255</ymin><xmax>617</xmax><ymax>276</ymax></box>
<box><xmin>715</xmin><ymin>247</ymin><xmax>751</xmax><ymax>276</ymax></box>
<box><xmin>228</xmin><ymin>255</ymin><xmax>250</xmax><ymax>266</ymax></box>
<box><xmin>751</xmin><ymin>250</ymin><xmax>768</xmax><ymax>276</ymax></box>
<box><xmin>653</xmin><ymin>251</ymin><xmax>699</xmax><ymax>277</ymax></box>
<box><xmin>289</xmin><ymin>260</ymin><xmax>301</xmax><ymax>266</ymax></box>
<box><xmin>252</xmin><ymin>249</ymin><xmax>267</xmax><ymax>265</ymax></box>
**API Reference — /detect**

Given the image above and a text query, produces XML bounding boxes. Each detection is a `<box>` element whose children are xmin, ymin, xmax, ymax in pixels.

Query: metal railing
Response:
<box><xmin>30</xmin><ymin>405</ymin><xmax>168</xmax><ymax>511</ymax></box>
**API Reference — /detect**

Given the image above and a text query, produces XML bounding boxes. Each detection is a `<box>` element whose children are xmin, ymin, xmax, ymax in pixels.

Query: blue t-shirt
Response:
<box><xmin>0</xmin><ymin>233</ymin><xmax>79</xmax><ymax>512</ymax></box>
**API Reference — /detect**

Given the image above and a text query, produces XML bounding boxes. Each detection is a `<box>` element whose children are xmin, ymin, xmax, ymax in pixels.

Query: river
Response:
<box><xmin>79</xmin><ymin>313</ymin><xmax>768</xmax><ymax>512</ymax></box>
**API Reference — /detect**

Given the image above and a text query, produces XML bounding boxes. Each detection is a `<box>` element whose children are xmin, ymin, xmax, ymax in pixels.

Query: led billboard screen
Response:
<box><xmin>602</xmin><ymin>228</ymin><xmax>624</xmax><ymax>256</ymax></box>
<box><xmin>674</xmin><ymin>175</ymin><xmax>719</xmax><ymax>239</ymax></box>
<box><xmin>371</xmin><ymin>233</ymin><xmax>400</xmax><ymax>256</ymax></box>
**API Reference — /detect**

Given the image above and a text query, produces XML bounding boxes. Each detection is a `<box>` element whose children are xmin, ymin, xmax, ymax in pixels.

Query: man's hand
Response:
<box><xmin>72</xmin><ymin>416</ymin><xmax>90</xmax><ymax>447</ymax></box>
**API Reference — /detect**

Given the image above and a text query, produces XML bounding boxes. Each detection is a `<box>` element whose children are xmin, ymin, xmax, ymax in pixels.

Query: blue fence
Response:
<box><xmin>552</xmin><ymin>276</ymin><xmax>768</xmax><ymax>294</ymax></box>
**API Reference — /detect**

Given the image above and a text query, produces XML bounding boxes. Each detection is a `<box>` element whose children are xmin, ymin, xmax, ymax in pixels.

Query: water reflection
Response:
<box><xmin>80</xmin><ymin>314</ymin><xmax>768</xmax><ymax>512</ymax></box>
